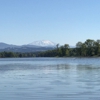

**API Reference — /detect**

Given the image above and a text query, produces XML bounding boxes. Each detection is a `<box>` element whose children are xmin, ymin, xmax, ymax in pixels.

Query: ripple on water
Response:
<box><xmin>0</xmin><ymin>58</ymin><xmax>100</xmax><ymax>100</ymax></box>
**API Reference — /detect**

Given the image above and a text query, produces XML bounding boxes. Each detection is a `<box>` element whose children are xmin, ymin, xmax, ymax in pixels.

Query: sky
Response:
<box><xmin>0</xmin><ymin>0</ymin><xmax>100</xmax><ymax>46</ymax></box>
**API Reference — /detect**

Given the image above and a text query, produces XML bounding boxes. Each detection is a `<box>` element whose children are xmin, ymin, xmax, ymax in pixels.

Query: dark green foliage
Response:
<box><xmin>0</xmin><ymin>52</ymin><xmax>37</xmax><ymax>58</ymax></box>
<box><xmin>38</xmin><ymin>39</ymin><xmax>100</xmax><ymax>57</ymax></box>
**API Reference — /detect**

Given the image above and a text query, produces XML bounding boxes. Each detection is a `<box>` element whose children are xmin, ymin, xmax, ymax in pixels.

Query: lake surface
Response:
<box><xmin>0</xmin><ymin>57</ymin><xmax>100</xmax><ymax>100</ymax></box>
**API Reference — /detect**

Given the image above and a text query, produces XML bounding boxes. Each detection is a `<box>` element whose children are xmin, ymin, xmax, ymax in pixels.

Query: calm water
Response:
<box><xmin>0</xmin><ymin>57</ymin><xmax>100</xmax><ymax>100</ymax></box>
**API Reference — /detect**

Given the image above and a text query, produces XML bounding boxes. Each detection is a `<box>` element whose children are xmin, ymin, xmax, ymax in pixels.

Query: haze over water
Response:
<box><xmin>0</xmin><ymin>58</ymin><xmax>100</xmax><ymax>100</ymax></box>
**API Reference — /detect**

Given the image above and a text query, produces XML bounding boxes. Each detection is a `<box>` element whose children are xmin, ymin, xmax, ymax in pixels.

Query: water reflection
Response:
<box><xmin>0</xmin><ymin>63</ymin><xmax>72</xmax><ymax>72</ymax></box>
<box><xmin>76</xmin><ymin>64</ymin><xmax>100</xmax><ymax>70</ymax></box>
<box><xmin>0</xmin><ymin>58</ymin><xmax>100</xmax><ymax>100</ymax></box>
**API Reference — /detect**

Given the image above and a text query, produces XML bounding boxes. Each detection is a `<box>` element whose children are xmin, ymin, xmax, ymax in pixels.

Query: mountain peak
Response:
<box><xmin>28</xmin><ymin>40</ymin><xmax>56</xmax><ymax>47</ymax></box>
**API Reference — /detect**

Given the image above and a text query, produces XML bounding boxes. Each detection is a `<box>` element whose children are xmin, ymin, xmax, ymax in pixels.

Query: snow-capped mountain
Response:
<box><xmin>28</xmin><ymin>40</ymin><xmax>56</xmax><ymax>47</ymax></box>
<box><xmin>0</xmin><ymin>40</ymin><xmax>57</xmax><ymax>52</ymax></box>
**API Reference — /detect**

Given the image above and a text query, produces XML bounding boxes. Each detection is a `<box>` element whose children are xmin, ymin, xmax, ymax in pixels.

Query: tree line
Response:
<box><xmin>0</xmin><ymin>39</ymin><xmax>100</xmax><ymax>58</ymax></box>
<box><xmin>0</xmin><ymin>52</ymin><xmax>37</xmax><ymax>58</ymax></box>
<box><xmin>37</xmin><ymin>39</ymin><xmax>100</xmax><ymax>57</ymax></box>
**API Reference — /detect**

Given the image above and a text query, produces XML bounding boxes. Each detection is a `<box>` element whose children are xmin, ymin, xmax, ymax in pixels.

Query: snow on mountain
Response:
<box><xmin>28</xmin><ymin>40</ymin><xmax>56</xmax><ymax>47</ymax></box>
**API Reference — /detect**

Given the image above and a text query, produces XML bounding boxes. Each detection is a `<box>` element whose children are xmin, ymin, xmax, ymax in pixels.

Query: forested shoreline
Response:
<box><xmin>37</xmin><ymin>39</ymin><xmax>100</xmax><ymax>57</ymax></box>
<box><xmin>0</xmin><ymin>39</ymin><xmax>100</xmax><ymax>58</ymax></box>
<box><xmin>0</xmin><ymin>52</ymin><xmax>37</xmax><ymax>58</ymax></box>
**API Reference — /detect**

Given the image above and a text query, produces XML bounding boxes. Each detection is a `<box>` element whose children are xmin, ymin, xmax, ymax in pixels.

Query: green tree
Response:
<box><xmin>76</xmin><ymin>42</ymin><xmax>83</xmax><ymax>56</ymax></box>
<box><xmin>94</xmin><ymin>39</ymin><xmax>100</xmax><ymax>56</ymax></box>
<box><xmin>81</xmin><ymin>43</ymin><xmax>87</xmax><ymax>56</ymax></box>
<box><xmin>64</xmin><ymin>44</ymin><xmax>69</xmax><ymax>56</ymax></box>
<box><xmin>85</xmin><ymin>39</ymin><xmax>95</xmax><ymax>56</ymax></box>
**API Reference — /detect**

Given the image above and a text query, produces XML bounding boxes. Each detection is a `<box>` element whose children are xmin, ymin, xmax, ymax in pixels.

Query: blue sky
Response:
<box><xmin>0</xmin><ymin>0</ymin><xmax>100</xmax><ymax>46</ymax></box>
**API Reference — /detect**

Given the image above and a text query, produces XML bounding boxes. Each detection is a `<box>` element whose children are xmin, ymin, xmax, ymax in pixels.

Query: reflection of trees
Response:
<box><xmin>76</xmin><ymin>64</ymin><xmax>100</xmax><ymax>90</ymax></box>
<box><xmin>56</xmin><ymin>64</ymin><xmax>70</xmax><ymax>70</ymax></box>
<box><xmin>76</xmin><ymin>64</ymin><xmax>100</xmax><ymax>70</ymax></box>
<box><xmin>42</xmin><ymin>64</ymin><xmax>71</xmax><ymax>70</ymax></box>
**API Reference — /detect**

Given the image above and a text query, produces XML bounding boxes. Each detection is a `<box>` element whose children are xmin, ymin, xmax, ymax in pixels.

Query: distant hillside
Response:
<box><xmin>0</xmin><ymin>47</ymin><xmax>54</xmax><ymax>53</ymax></box>
<box><xmin>0</xmin><ymin>42</ymin><xmax>18</xmax><ymax>49</ymax></box>
<box><xmin>0</xmin><ymin>40</ymin><xmax>56</xmax><ymax>52</ymax></box>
